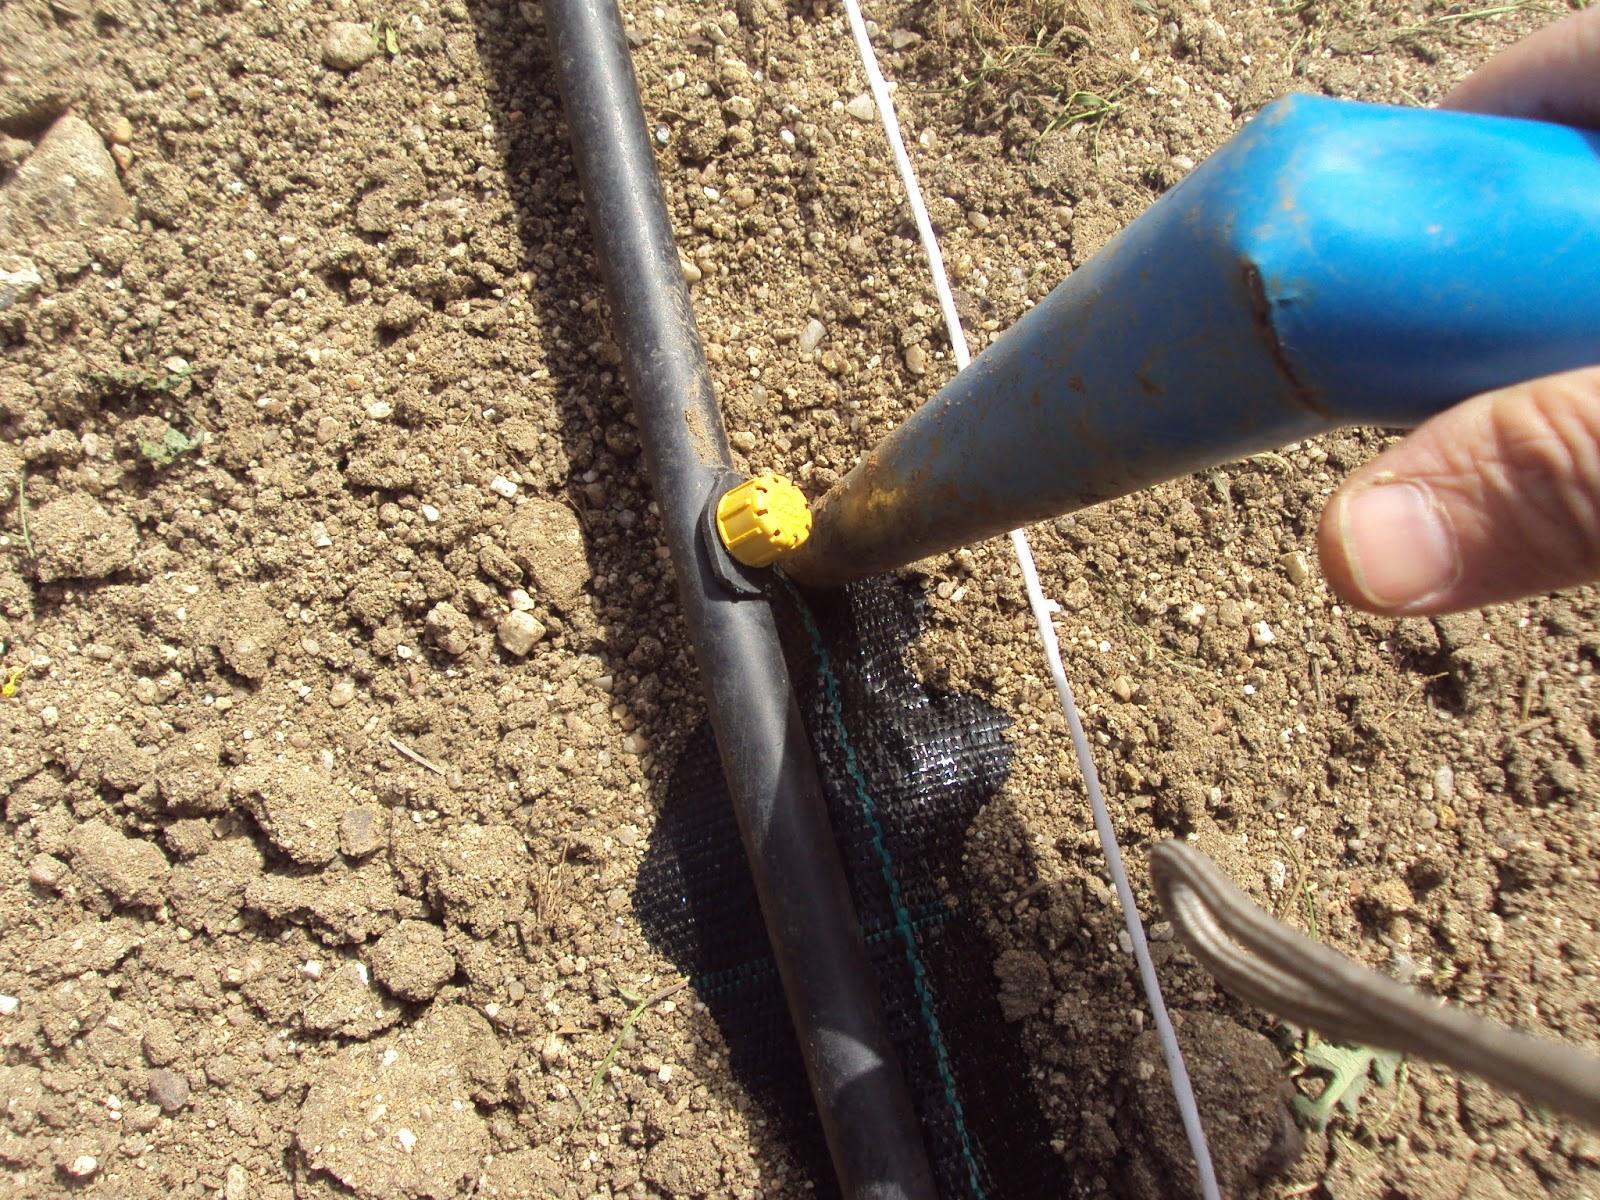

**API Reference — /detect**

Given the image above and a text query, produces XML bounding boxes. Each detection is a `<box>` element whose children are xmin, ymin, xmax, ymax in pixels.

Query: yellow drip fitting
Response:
<box><xmin>716</xmin><ymin>473</ymin><xmax>812</xmax><ymax>568</ymax></box>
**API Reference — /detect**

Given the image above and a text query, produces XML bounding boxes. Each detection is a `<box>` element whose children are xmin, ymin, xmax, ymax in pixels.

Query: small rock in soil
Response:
<box><xmin>27</xmin><ymin>853</ymin><xmax>66</xmax><ymax>890</ymax></box>
<box><xmin>0</xmin><ymin>116</ymin><xmax>130</xmax><ymax>245</ymax></box>
<box><xmin>147</xmin><ymin>1067</ymin><xmax>190</xmax><ymax>1112</ymax></box>
<box><xmin>0</xmin><ymin>257</ymin><xmax>43</xmax><ymax>313</ymax></box>
<box><xmin>323</xmin><ymin>22</ymin><xmax>379</xmax><ymax>72</ymax></box>
<box><xmin>798</xmin><ymin>317</ymin><xmax>827</xmax><ymax>353</ymax></box>
<box><xmin>845</xmin><ymin>93</ymin><xmax>876</xmax><ymax>121</ymax></box>
<box><xmin>67</xmin><ymin>820</ymin><xmax>170</xmax><ymax>907</ymax></box>
<box><xmin>29</xmin><ymin>494</ymin><xmax>138</xmax><ymax>582</ymax></box>
<box><xmin>339</xmin><ymin>806</ymin><xmax>386</xmax><ymax>859</ymax></box>
<box><xmin>370</xmin><ymin>919</ymin><xmax>456</xmax><ymax>1003</ymax></box>
<box><xmin>496</xmin><ymin>609</ymin><xmax>545</xmax><ymax>657</ymax></box>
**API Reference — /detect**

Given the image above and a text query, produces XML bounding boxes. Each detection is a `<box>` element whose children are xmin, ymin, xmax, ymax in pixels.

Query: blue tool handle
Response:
<box><xmin>1215</xmin><ymin>95</ymin><xmax>1600</xmax><ymax>425</ymax></box>
<box><xmin>784</xmin><ymin>95</ymin><xmax>1600</xmax><ymax>587</ymax></box>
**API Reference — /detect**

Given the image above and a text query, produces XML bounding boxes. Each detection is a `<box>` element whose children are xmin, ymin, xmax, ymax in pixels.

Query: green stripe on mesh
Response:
<box><xmin>784</xmin><ymin>580</ymin><xmax>989</xmax><ymax>1200</ymax></box>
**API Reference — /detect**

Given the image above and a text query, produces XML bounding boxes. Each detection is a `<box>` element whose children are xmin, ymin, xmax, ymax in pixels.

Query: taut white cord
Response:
<box><xmin>837</xmin><ymin>5</ymin><xmax>1221</xmax><ymax>1196</ymax></box>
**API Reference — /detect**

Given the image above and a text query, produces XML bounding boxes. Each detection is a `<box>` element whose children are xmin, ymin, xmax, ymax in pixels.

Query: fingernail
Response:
<box><xmin>1337</xmin><ymin>481</ymin><xmax>1460</xmax><ymax>609</ymax></box>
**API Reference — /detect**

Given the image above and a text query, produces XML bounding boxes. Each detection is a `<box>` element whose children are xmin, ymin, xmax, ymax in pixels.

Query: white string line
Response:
<box><xmin>837</xmin><ymin>5</ymin><xmax>1221</xmax><ymax>1197</ymax></box>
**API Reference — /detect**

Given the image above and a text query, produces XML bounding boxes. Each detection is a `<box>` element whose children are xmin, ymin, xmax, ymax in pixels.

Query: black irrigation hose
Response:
<box><xmin>539</xmin><ymin>1</ymin><xmax>940</xmax><ymax>1195</ymax></box>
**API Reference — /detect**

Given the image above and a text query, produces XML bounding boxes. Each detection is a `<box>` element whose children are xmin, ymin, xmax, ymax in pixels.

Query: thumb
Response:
<box><xmin>1318</xmin><ymin>367</ymin><xmax>1600</xmax><ymax>615</ymax></box>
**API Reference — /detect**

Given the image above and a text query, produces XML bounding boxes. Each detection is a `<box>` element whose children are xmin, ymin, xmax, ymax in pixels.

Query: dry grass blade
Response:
<box><xmin>1150</xmin><ymin>840</ymin><xmax>1600</xmax><ymax>1127</ymax></box>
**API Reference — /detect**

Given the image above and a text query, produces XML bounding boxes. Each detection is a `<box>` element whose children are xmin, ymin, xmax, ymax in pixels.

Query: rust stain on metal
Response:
<box><xmin>1240</xmin><ymin>260</ymin><xmax>1330</xmax><ymax>418</ymax></box>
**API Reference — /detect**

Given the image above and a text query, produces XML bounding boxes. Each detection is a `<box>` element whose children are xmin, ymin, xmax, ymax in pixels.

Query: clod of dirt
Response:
<box><xmin>302</xmin><ymin>961</ymin><xmax>403</xmax><ymax>1039</ymax></box>
<box><xmin>26</xmin><ymin>916</ymin><xmax>141</xmax><ymax>980</ymax></box>
<box><xmin>80</xmin><ymin>722</ymin><xmax>154</xmax><ymax>794</ymax></box>
<box><xmin>156</xmin><ymin>729</ymin><xmax>227</xmax><ymax>814</ymax></box>
<box><xmin>295</xmin><ymin>1006</ymin><xmax>494</xmax><ymax>1199</ymax></box>
<box><xmin>28</xmin><ymin>494</ymin><xmax>138</xmax><ymax>582</ymax></box>
<box><xmin>244</xmin><ymin>863</ymin><xmax>404</xmax><ymax>946</ymax></box>
<box><xmin>643</xmin><ymin>1132</ymin><xmax>725</xmax><ymax>1197</ymax></box>
<box><xmin>399</xmin><ymin>822</ymin><xmax>530</xmax><ymax>937</ymax></box>
<box><xmin>165</xmin><ymin>836</ymin><xmax>266</xmax><ymax>935</ymax></box>
<box><xmin>477</xmin><ymin>1148</ymin><xmax>568</xmax><ymax>1198</ymax></box>
<box><xmin>1123</xmin><ymin>1011</ymin><xmax>1302</xmax><ymax>1198</ymax></box>
<box><xmin>503</xmin><ymin>498</ymin><xmax>590</xmax><ymax>610</ymax></box>
<box><xmin>0</xmin><ymin>115</ymin><xmax>129</xmax><ymax>247</ymax></box>
<box><xmin>369</xmin><ymin>920</ymin><xmax>456</xmax><ymax>1003</ymax></box>
<box><xmin>994</xmin><ymin>947</ymin><xmax>1051</xmax><ymax>1021</ymax></box>
<box><xmin>322</xmin><ymin>21</ymin><xmax>379</xmax><ymax>72</ymax></box>
<box><xmin>424</xmin><ymin>601</ymin><xmax>473</xmax><ymax>657</ymax></box>
<box><xmin>141</xmin><ymin>1017</ymin><xmax>180</xmax><ymax>1066</ymax></box>
<box><xmin>66</xmin><ymin>819</ymin><xmax>170</xmax><ymax>908</ymax></box>
<box><xmin>232</xmin><ymin>759</ymin><xmax>347</xmax><ymax>866</ymax></box>
<box><xmin>206</xmin><ymin>588</ymin><xmax>286</xmax><ymax>682</ymax></box>
<box><xmin>130</xmin><ymin>161</ymin><xmax>190</xmax><ymax>229</ymax></box>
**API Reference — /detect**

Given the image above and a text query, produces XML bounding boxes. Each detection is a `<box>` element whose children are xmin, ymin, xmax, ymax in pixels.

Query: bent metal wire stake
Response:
<box><xmin>537</xmin><ymin>0</ymin><xmax>939</xmax><ymax>1194</ymax></box>
<box><xmin>1151</xmin><ymin>839</ymin><xmax>1600</xmax><ymax>1127</ymax></box>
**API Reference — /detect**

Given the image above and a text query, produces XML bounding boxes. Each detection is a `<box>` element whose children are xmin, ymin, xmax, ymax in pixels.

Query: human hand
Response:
<box><xmin>1317</xmin><ymin>7</ymin><xmax>1600</xmax><ymax>615</ymax></box>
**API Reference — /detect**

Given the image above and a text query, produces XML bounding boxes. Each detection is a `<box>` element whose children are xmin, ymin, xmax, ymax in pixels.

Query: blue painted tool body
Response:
<box><xmin>783</xmin><ymin>94</ymin><xmax>1600</xmax><ymax>588</ymax></box>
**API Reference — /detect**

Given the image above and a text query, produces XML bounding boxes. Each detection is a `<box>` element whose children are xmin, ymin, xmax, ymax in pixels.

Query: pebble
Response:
<box><xmin>845</xmin><ymin>93</ymin><xmax>876</xmax><ymax>121</ymax></box>
<box><xmin>497</xmin><ymin>610</ymin><xmax>546</xmax><ymax>657</ymax></box>
<box><xmin>0</xmin><ymin>116</ymin><xmax>130</xmax><ymax>243</ymax></box>
<box><xmin>680</xmin><ymin>257</ymin><xmax>702</xmax><ymax>284</ymax></box>
<box><xmin>729</xmin><ymin>430</ymin><xmax>757</xmax><ymax>452</ymax></box>
<box><xmin>104</xmin><ymin>114</ymin><xmax>134</xmax><ymax>145</ymax></box>
<box><xmin>225</xmin><ymin>1163</ymin><xmax>248</xmax><ymax>1200</ymax></box>
<box><xmin>148</xmin><ymin>1067</ymin><xmax>190</xmax><ymax>1112</ymax></box>
<box><xmin>1111</xmin><ymin>675</ymin><xmax>1135</xmax><ymax>702</ymax></box>
<box><xmin>1251</xmin><ymin>620</ymin><xmax>1275</xmax><ymax>647</ymax></box>
<box><xmin>328</xmin><ymin>678</ymin><xmax>356</xmax><ymax>708</ymax></box>
<box><xmin>489</xmin><ymin>475</ymin><xmax>519</xmax><ymax>499</ymax></box>
<box><xmin>798</xmin><ymin>318</ymin><xmax>827</xmax><ymax>354</ymax></box>
<box><xmin>1280</xmin><ymin>550</ymin><xmax>1310</xmax><ymax>586</ymax></box>
<box><xmin>0</xmin><ymin>258</ymin><xmax>43</xmax><ymax>313</ymax></box>
<box><xmin>0</xmin><ymin>995</ymin><xmax>17</xmax><ymax>1016</ymax></box>
<box><xmin>27</xmin><ymin>853</ymin><xmax>66</xmax><ymax>890</ymax></box>
<box><xmin>323</xmin><ymin>21</ymin><xmax>379</xmax><ymax>71</ymax></box>
<box><xmin>1433</xmin><ymin>764</ymin><xmax>1456</xmax><ymax>805</ymax></box>
<box><xmin>903</xmin><ymin>344</ymin><xmax>928</xmax><ymax>375</ymax></box>
<box><xmin>339</xmin><ymin>807</ymin><xmax>385</xmax><ymax>858</ymax></box>
<box><xmin>64</xmin><ymin>1155</ymin><xmax>98</xmax><ymax>1179</ymax></box>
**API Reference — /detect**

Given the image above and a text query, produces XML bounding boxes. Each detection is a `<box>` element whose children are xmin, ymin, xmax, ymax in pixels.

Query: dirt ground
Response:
<box><xmin>2</xmin><ymin>0</ymin><xmax>1598</xmax><ymax>1196</ymax></box>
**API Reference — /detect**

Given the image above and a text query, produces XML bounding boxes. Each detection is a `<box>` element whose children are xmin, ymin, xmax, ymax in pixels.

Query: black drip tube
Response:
<box><xmin>539</xmin><ymin>1</ymin><xmax>940</xmax><ymax>1195</ymax></box>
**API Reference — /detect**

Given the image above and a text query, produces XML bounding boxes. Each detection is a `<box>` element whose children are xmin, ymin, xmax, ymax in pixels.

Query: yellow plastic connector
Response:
<box><xmin>716</xmin><ymin>473</ymin><xmax>813</xmax><ymax>568</ymax></box>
